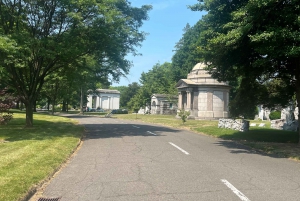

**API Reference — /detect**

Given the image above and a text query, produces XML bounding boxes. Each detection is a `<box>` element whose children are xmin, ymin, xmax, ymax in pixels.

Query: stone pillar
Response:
<box><xmin>223</xmin><ymin>90</ymin><xmax>229</xmax><ymax>118</ymax></box>
<box><xmin>187</xmin><ymin>91</ymin><xmax>191</xmax><ymax>110</ymax></box>
<box><xmin>108</xmin><ymin>97</ymin><xmax>111</xmax><ymax>109</ymax></box>
<box><xmin>178</xmin><ymin>92</ymin><xmax>182</xmax><ymax>109</ymax></box>
<box><xmin>223</xmin><ymin>91</ymin><xmax>227</xmax><ymax>111</ymax></box>
<box><xmin>96</xmin><ymin>96</ymin><xmax>100</xmax><ymax>108</ymax></box>
<box><xmin>207</xmin><ymin>90</ymin><xmax>213</xmax><ymax>111</ymax></box>
<box><xmin>99</xmin><ymin>96</ymin><xmax>101</xmax><ymax>108</ymax></box>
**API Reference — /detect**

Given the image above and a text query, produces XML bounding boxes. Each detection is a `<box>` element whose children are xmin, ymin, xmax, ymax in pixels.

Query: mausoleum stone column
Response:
<box><xmin>178</xmin><ymin>92</ymin><xmax>182</xmax><ymax>109</ymax></box>
<box><xmin>187</xmin><ymin>91</ymin><xmax>191</xmax><ymax>110</ymax></box>
<box><xmin>99</xmin><ymin>96</ymin><xmax>101</xmax><ymax>108</ymax></box>
<box><xmin>108</xmin><ymin>97</ymin><xmax>111</xmax><ymax>109</ymax></box>
<box><xmin>207</xmin><ymin>90</ymin><xmax>213</xmax><ymax>111</ymax></box>
<box><xmin>96</xmin><ymin>96</ymin><xmax>100</xmax><ymax>108</ymax></box>
<box><xmin>223</xmin><ymin>91</ymin><xmax>228</xmax><ymax>111</ymax></box>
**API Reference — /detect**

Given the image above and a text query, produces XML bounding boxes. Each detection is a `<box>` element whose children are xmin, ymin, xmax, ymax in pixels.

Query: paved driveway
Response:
<box><xmin>38</xmin><ymin>116</ymin><xmax>300</xmax><ymax>201</ymax></box>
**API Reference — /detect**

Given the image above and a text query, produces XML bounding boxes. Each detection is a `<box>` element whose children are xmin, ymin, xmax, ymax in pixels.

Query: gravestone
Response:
<box><xmin>281</xmin><ymin>106</ymin><xmax>295</xmax><ymax>124</ymax></box>
<box><xmin>138</xmin><ymin>107</ymin><xmax>145</xmax><ymax>114</ymax></box>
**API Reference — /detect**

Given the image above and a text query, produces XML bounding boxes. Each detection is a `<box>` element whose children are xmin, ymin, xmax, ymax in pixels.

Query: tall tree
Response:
<box><xmin>0</xmin><ymin>0</ymin><xmax>151</xmax><ymax>126</ymax></box>
<box><xmin>128</xmin><ymin>62</ymin><xmax>175</xmax><ymax>109</ymax></box>
<box><xmin>112</xmin><ymin>82</ymin><xmax>140</xmax><ymax>108</ymax></box>
<box><xmin>191</xmin><ymin>0</ymin><xmax>300</xmax><ymax>140</ymax></box>
<box><xmin>171</xmin><ymin>22</ymin><xmax>203</xmax><ymax>81</ymax></box>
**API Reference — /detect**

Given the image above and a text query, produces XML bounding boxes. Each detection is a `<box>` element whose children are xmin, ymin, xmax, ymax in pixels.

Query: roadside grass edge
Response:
<box><xmin>21</xmin><ymin>130</ymin><xmax>85</xmax><ymax>201</ymax></box>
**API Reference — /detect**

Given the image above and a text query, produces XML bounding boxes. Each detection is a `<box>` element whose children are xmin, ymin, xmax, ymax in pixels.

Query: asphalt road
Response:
<box><xmin>38</xmin><ymin>115</ymin><xmax>300</xmax><ymax>201</ymax></box>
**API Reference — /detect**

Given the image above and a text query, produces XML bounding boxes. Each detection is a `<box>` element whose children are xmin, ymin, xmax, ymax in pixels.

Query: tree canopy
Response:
<box><xmin>0</xmin><ymin>0</ymin><xmax>151</xmax><ymax>126</ymax></box>
<box><xmin>171</xmin><ymin>23</ymin><xmax>202</xmax><ymax>82</ymax></box>
<box><xmin>190</xmin><ymin>0</ymin><xmax>299</xmax><ymax>113</ymax></box>
<box><xmin>190</xmin><ymin>0</ymin><xmax>300</xmax><ymax>141</ymax></box>
<box><xmin>127</xmin><ymin>62</ymin><xmax>176</xmax><ymax>110</ymax></box>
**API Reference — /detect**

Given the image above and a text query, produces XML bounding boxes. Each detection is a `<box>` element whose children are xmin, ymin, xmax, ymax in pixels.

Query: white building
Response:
<box><xmin>87</xmin><ymin>89</ymin><xmax>120</xmax><ymax>110</ymax></box>
<box><xmin>151</xmin><ymin>94</ymin><xmax>178</xmax><ymax>115</ymax></box>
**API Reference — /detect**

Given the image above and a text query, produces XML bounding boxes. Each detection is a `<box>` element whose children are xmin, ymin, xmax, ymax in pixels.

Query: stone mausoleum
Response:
<box><xmin>87</xmin><ymin>89</ymin><xmax>120</xmax><ymax>110</ymax></box>
<box><xmin>150</xmin><ymin>94</ymin><xmax>178</xmax><ymax>115</ymax></box>
<box><xmin>176</xmin><ymin>63</ymin><xmax>231</xmax><ymax>119</ymax></box>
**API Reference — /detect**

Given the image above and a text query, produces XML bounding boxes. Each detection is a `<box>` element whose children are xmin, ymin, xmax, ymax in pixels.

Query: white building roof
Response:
<box><xmin>95</xmin><ymin>89</ymin><xmax>120</xmax><ymax>94</ymax></box>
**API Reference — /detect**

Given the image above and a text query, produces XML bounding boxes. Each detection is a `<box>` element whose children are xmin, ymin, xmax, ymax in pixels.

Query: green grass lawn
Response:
<box><xmin>0</xmin><ymin>112</ymin><xmax>83</xmax><ymax>201</ymax></box>
<box><xmin>114</xmin><ymin>113</ymin><xmax>300</xmax><ymax>159</ymax></box>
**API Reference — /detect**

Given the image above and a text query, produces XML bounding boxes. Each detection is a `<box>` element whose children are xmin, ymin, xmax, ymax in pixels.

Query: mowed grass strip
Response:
<box><xmin>0</xmin><ymin>113</ymin><xmax>83</xmax><ymax>201</ymax></box>
<box><xmin>114</xmin><ymin>114</ymin><xmax>299</xmax><ymax>159</ymax></box>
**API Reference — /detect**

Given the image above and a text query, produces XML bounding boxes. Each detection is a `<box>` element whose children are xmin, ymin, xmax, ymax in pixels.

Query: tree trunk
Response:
<box><xmin>25</xmin><ymin>102</ymin><xmax>33</xmax><ymax>127</ymax></box>
<box><xmin>16</xmin><ymin>101</ymin><xmax>20</xmax><ymax>109</ymax></box>
<box><xmin>47</xmin><ymin>98</ymin><xmax>50</xmax><ymax>111</ymax></box>
<box><xmin>33</xmin><ymin>100</ymin><xmax>37</xmax><ymax>112</ymax></box>
<box><xmin>52</xmin><ymin>99</ymin><xmax>55</xmax><ymax>115</ymax></box>
<box><xmin>62</xmin><ymin>100</ymin><xmax>67</xmax><ymax>112</ymax></box>
<box><xmin>297</xmin><ymin>103</ymin><xmax>300</xmax><ymax>146</ymax></box>
<box><xmin>294</xmin><ymin>58</ymin><xmax>300</xmax><ymax>145</ymax></box>
<box><xmin>296</xmin><ymin>89</ymin><xmax>300</xmax><ymax>145</ymax></box>
<box><xmin>297</xmin><ymin>102</ymin><xmax>300</xmax><ymax>141</ymax></box>
<box><xmin>80</xmin><ymin>87</ymin><xmax>83</xmax><ymax>114</ymax></box>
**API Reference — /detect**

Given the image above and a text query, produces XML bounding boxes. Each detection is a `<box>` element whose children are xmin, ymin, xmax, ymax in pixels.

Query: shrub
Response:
<box><xmin>111</xmin><ymin>109</ymin><xmax>128</xmax><ymax>114</ymax></box>
<box><xmin>0</xmin><ymin>112</ymin><xmax>13</xmax><ymax>124</ymax></box>
<box><xmin>269</xmin><ymin>110</ymin><xmax>281</xmax><ymax>120</ymax></box>
<box><xmin>0</xmin><ymin>89</ymin><xmax>14</xmax><ymax>125</ymax></box>
<box><xmin>177</xmin><ymin>109</ymin><xmax>190</xmax><ymax>124</ymax></box>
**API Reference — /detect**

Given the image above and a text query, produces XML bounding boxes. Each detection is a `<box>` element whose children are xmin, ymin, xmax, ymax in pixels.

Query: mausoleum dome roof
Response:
<box><xmin>187</xmin><ymin>62</ymin><xmax>211</xmax><ymax>79</ymax></box>
<box><xmin>192</xmin><ymin>62</ymin><xmax>207</xmax><ymax>70</ymax></box>
<box><xmin>185</xmin><ymin>63</ymin><xmax>230</xmax><ymax>86</ymax></box>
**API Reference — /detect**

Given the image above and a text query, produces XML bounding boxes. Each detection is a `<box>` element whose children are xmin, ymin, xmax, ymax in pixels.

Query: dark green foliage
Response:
<box><xmin>190</xmin><ymin>0</ymin><xmax>300</xmax><ymax>121</ymax></box>
<box><xmin>171</xmin><ymin>22</ymin><xmax>203</xmax><ymax>81</ymax></box>
<box><xmin>269</xmin><ymin>111</ymin><xmax>281</xmax><ymax>120</ymax></box>
<box><xmin>128</xmin><ymin>62</ymin><xmax>176</xmax><ymax>110</ymax></box>
<box><xmin>189</xmin><ymin>0</ymin><xmax>300</xmax><ymax>142</ymax></box>
<box><xmin>114</xmin><ymin>83</ymin><xmax>140</xmax><ymax>108</ymax></box>
<box><xmin>229</xmin><ymin>77</ymin><xmax>268</xmax><ymax>119</ymax></box>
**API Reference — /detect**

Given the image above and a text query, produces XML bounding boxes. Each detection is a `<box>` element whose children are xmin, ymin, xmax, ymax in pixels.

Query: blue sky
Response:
<box><xmin>112</xmin><ymin>0</ymin><xmax>206</xmax><ymax>86</ymax></box>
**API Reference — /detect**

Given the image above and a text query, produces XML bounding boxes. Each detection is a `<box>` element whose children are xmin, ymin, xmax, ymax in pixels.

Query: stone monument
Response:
<box><xmin>176</xmin><ymin>63</ymin><xmax>231</xmax><ymax>119</ymax></box>
<box><xmin>271</xmin><ymin>104</ymin><xmax>299</xmax><ymax>131</ymax></box>
<box><xmin>151</xmin><ymin>94</ymin><xmax>178</xmax><ymax>115</ymax></box>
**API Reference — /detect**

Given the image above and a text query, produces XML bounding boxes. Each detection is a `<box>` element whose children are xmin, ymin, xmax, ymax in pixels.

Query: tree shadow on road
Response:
<box><xmin>82</xmin><ymin>122</ymin><xmax>180</xmax><ymax>139</ymax></box>
<box><xmin>65</xmin><ymin>115</ymin><xmax>181</xmax><ymax>139</ymax></box>
<box><xmin>214</xmin><ymin>139</ymin><xmax>300</xmax><ymax>161</ymax></box>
